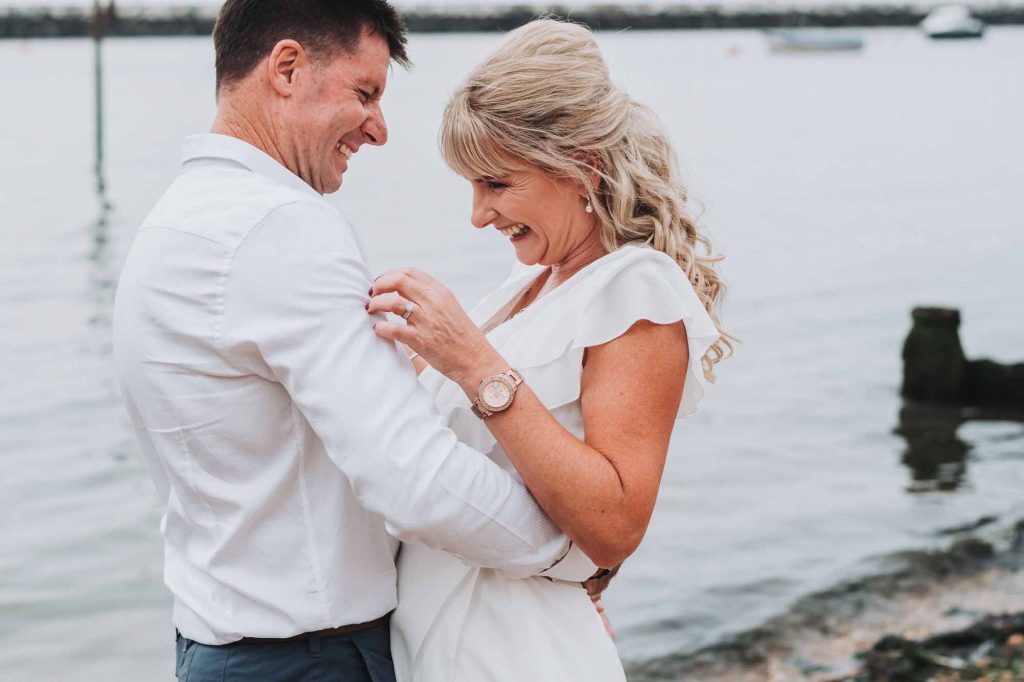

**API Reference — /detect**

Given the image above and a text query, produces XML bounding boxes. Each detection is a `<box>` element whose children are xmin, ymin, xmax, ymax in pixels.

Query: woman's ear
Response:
<box><xmin>578</xmin><ymin>154</ymin><xmax>603</xmax><ymax>197</ymax></box>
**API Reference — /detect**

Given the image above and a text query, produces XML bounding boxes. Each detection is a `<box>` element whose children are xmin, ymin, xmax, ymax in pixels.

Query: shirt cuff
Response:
<box><xmin>537</xmin><ymin>541</ymin><xmax>599</xmax><ymax>583</ymax></box>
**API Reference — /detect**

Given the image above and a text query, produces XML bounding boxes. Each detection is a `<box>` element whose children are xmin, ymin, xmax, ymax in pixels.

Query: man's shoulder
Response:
<box><xmin>141</xmin><ymin>166</ymin><xmax>342</xmax><ymax>250</ymax></box>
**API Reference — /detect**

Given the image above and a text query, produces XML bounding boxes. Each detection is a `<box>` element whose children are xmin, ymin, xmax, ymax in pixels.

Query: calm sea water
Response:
<box><xmin>1</xmin><ymin>28</ymin><xmax>1023</xmax><ymax>680</ymax></box>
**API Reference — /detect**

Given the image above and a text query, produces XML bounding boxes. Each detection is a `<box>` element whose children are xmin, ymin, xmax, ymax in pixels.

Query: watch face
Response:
<box><xmin>481</xmin><ymin>378</ymin><xmax>513</xmax><ymax>409</ymax></box>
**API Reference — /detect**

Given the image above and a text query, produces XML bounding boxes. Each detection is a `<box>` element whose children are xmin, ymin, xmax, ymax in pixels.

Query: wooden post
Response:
<box><xmin>91</xmin><ymin>1</ymin><xmax>106</xmax><ymax>196</ymax></box>
<box><xmin>901</xmin><ymin>307</ymin><xmax>966</xmax><ymax>403</ymax></box>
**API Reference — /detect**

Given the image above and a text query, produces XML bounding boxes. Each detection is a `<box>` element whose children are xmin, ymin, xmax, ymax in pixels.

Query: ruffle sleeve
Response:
<box><xmin>579</xmin><ymin>246</ymin><xmax>720</xmax><ymax>417</ymax></box>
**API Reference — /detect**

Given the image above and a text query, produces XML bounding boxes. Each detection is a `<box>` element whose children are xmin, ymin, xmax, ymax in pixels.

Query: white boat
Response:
<box><xmin>766</xmin><ymin>29</ymin><xmax>865</xmax><ymax>52</ymax></box>
<box><xmin>920</xmin><ymin>5</ymin><xmax>985</xmax><ymax>39</ymax></box>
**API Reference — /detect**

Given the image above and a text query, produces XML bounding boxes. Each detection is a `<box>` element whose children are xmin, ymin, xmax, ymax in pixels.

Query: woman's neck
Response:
<box><xmin>547</xmin><ymin>236</ymin><xmax>609</xmax><ymax>289</ymax></box>
<box><xmin>496</xmin><ymin>235</ymin><xmax>610</xmax><ymax>329</ymax></box>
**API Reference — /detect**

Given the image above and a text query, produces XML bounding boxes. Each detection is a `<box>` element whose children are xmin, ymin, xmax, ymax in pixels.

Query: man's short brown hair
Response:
<box><xmin>214</xmin><ymin>0</ymin><xmax>410</xmax><ymax>92</ymax></box>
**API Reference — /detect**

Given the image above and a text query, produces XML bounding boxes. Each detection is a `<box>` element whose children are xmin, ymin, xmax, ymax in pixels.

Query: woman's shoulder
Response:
<box><xmin>551</xmin><ymin>242</ymin><xmax>720</xmax><ymax>416</ymax></box>
<box><xmin>567</xmin><ymin>243</ymin><xmax>718</xmax><ymax>349</ymax></box>
<box><xmin>578</xmin><ymin>242</ymin><xmax>689</xmax><ymax>293</ymax></box>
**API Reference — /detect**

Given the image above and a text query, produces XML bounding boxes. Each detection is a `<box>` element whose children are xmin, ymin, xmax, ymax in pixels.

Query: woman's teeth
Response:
<box><xmin>499</xmin><ymin>224</ymin><xmax>530</xmax><ymax>238</ymax></box>
<box><xmin>336</xmin><ymin>142</ymin><xmax>353</xmax><ymax>159</ymax></box>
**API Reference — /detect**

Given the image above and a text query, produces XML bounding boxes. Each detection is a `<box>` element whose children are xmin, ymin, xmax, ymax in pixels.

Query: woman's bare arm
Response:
<box><xmin>462</xmin><ymin>320</ymin><xmax>687</xmax><ymax>567</ymax></box>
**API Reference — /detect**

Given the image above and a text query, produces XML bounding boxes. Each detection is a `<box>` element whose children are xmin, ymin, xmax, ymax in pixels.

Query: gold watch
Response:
<box><xmin>471</xmin><ymin>369</ymin><xmax>523</xmax><ymax>419</ymax></box>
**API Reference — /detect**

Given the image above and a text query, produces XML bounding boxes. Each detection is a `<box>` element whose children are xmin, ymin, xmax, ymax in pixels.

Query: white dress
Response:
<box><xmin>391</xmin><ymin>243</ymin><xmax>720</xmax><ymax>682</ymax></box>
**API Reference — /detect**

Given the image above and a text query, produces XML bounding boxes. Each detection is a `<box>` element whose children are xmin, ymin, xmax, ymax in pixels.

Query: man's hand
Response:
<box><xmin>583</xmin><ymin>564</ymin><xmax>621</xmax><ymax>640</ymax></box>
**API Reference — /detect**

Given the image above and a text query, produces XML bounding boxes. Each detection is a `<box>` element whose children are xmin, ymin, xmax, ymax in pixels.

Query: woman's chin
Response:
<box><xmin>510</xmin><ymin>239</ymin><xmax>545</xmax><ymax>266</ymax></box>
<box><xmin>511</xmin><ymin>246</ymin><xmax>540</xmax><ymax>266</ymax></box>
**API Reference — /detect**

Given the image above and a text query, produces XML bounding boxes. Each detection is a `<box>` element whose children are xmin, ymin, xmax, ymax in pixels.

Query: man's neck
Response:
<box><xmin>211</xmin><ymin>101</ymin><xmax>289</xmax><ymax>175</ymax></box>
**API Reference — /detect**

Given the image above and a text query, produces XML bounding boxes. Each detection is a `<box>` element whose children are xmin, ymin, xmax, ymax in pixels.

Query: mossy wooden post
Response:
<box><xmin>91</xmin><ymin>1</ymin><xmax>108</xmax><ymax>196</ymax></box>
<box><xmin>901</xmin><ymin>307</ymin><xmax>966</xmax><ymax>402</ymax></box>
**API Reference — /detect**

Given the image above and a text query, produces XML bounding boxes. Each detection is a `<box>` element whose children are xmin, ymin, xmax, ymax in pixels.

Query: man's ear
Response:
<box><xmin>265</xmin><ymin>39</ymin><xmax>309</xmax><ymax>97</ymax></box>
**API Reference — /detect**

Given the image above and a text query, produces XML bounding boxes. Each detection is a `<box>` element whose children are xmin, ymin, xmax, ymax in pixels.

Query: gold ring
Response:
<box><xmin>401</xmin><ymin>302</ymin><xmax>415</xmax><ymax>320</ymax></box>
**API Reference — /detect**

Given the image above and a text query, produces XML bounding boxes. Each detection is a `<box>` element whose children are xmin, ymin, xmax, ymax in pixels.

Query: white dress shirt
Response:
<box><xmin>112</xmin><ymin>134</ymin><xmax>593</xmax><ymax>645</ymax></box>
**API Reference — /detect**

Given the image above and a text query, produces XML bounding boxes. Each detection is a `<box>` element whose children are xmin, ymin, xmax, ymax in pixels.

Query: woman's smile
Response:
<box><xmin>497</xmin><ymin>223</ymin><xmax>531</xmax><ymax>239</ymax></box>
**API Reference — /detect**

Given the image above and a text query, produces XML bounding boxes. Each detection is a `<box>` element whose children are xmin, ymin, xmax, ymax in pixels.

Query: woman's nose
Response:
<box><xmin>470</xmin><ymin>185</ymin><xmax>496</xmax><ymax>228</ymax></box>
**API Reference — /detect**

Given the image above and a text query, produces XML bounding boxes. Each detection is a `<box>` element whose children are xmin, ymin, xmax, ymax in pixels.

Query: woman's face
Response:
<box><xmin>468</xmin><ymin>164</ymin><xmax>598</xmax><ymax>267</ymax></box>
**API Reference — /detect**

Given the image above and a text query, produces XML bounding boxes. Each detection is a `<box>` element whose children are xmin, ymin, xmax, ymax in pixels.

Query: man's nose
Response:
<box><xmin>362</xmin><ymin>104</ymin><xmax>388</xmax><ymax>146</ymax></box>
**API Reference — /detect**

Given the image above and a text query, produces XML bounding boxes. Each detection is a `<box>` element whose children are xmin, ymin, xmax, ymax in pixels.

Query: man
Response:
<box><xmin>111</xmin><ymin>1</ymin><xmax>596</xmax><ymax>680</ymax></box>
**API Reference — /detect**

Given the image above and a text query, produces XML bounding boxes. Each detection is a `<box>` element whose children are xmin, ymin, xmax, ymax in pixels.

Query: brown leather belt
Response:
<box><xmin>231</xmin><ymin>614</ymin><xmax>390</xmax><ymax>645</ymax></box>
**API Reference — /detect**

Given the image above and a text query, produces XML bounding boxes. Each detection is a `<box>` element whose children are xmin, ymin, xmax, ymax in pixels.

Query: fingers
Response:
<box><xmin>367</xmin><ymin>292</ymin><xmax>413</xmax><ymax>318</ymax></box>
<box><xmin>370</xmin><ymin>268</ymin><xmax>431</xmax><ymax>301</ymax></box>
<box><xmin>373</xmin><ymin>321</ymin><xmax>416</xmax><ymax>346</ymax></box>
<box><xmin>601</xmin><ymin>611</ymin><xmax>615</xmax><ymax>641</ymax></box>
<box><xmin>590</xmin><ymin>599</ymin><xmax>615</xmax><ymax>641</ymax></box>
<box><xmin>592</xmin><ymin>598</ymin><xmax>615</xmax><ymax>640</ymax></box>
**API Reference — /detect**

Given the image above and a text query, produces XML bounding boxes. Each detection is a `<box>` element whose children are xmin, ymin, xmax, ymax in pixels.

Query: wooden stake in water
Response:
<box><xmin>91</xmin><ymin>1</ymin><xmax>106</xmax><ymax>196</ymax></box>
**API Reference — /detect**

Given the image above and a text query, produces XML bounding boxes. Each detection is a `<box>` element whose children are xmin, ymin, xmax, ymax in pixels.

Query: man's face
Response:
<box><xmin>288</xmin><ymin>29</ymin><xmax>390</xmax><ymax>194</ymax></box>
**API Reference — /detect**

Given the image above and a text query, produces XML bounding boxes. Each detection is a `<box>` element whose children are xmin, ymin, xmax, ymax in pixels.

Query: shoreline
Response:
<box><xmin>627</xmin><ymin>517</ymin><xmax>1024</xmax><ymax>681</ymax></box>
<box><xmin>845</xmin><ymin>612</ymin><xmax>1024</xmax><ymax>681</ymax></box>
<box><xmin>3</xmin><ymin>4</ymin><xmax>1024</xmax><ymax>38</ymax></box>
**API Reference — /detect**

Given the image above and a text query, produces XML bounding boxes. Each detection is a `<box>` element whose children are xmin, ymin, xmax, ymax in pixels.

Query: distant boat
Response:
<box><xmin>766</xmin><ymin>29</ymin><xmax>865</xmax><ymax>52</ymax></box>
<box><xmin>920</xmin><ymin>5</ymin><xmax>985</xmax><ymax>39</ymax></box>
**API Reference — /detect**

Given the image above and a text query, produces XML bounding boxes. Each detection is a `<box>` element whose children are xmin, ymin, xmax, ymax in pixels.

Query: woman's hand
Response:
<box><xmin>368</xmin><ymin>268</ymin><xmax>505</xmax><ymax>389</ymax></box>
<box><xmin>592</xmin><ymin>598</ymin><xmax>614</xmax><ymax>641</ymax></box>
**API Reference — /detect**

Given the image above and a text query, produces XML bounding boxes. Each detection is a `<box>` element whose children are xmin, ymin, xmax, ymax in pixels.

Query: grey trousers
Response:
<box><xmin>175</xmin><ymin>625</ymin><xmax>397</xmax><ymax>682</ymax></box>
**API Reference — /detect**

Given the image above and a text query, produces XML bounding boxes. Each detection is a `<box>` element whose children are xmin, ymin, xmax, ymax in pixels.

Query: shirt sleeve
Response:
<box><xmin>538</xmin><ymin>542</ymin><xmax>600</xmax><ymax>582</ymax></box>
<box><xmin>221</xmin><ymin>199</ymin><xmax>570</xmax><ymax>579</ymax></box>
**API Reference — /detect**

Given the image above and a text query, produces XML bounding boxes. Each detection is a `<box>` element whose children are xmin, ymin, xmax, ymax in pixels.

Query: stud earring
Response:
<box><xmin>585</xmin><ymin>199</ymin><xmax>593</xmax><ymax>214</ymax></box>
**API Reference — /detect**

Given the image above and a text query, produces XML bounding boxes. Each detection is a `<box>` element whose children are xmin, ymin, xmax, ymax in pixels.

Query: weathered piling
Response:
<box><xmin>901</xmin><ymin>308</ymin><xmax>966</xmax><ymax>403</ymax></box>
<box><xmin>91</xmin><ymin>1</ymin><xmax>109</xmax><ymax>197</ymax></box>
<box><xmin>901</xmin><ymin>307</ymin><xmax>1024</xmax><ymax>407</ymax></box>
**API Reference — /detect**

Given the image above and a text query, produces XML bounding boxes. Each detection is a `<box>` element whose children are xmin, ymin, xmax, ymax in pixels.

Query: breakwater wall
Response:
<box><xmin>3</xmin><ymin>4</ymin><xmax>1024</xmax><ymax>38</ymax></box>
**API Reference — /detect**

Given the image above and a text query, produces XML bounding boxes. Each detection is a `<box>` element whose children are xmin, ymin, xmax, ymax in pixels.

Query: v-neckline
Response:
<box><xmin>478</xmin><ymin>244</ymin><xmax>638</xmax><ymax>337</ymax></box>
<box><xmin>480</xmin><ymin>268</ymin><xmax>552</xmax><ymax>335</ymax></box>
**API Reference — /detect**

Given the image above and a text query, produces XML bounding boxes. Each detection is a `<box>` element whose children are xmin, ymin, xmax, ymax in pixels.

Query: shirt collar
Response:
<box><xmin>181</xmin><ymin>133</ymin><xmax>322</xmax><ymax>200</ymax></box>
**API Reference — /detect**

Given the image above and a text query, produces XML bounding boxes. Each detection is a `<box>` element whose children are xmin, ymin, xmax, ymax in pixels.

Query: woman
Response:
<box><xmin>367</xmin><ymin>19</ymin><xmax>732</xmax><ymax>681</ymax></box>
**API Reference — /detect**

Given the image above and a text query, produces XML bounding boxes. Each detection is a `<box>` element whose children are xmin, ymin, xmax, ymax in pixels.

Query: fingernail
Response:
<box><xmin>368</xmin><ymin>288</ymin><xmax>373</xmax><ymax>295</ymax></box>
<box><xmin>364</xmin><ymin>302</ymin><xmax>369</xmax><ymax>311</ymax></box>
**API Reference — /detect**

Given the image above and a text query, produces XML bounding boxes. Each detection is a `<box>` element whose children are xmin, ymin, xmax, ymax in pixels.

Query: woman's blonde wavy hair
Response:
<box><xmin>440</xmin><ymin>18</ymin><xmax>734</xmax><ymax>380</ymax></box>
